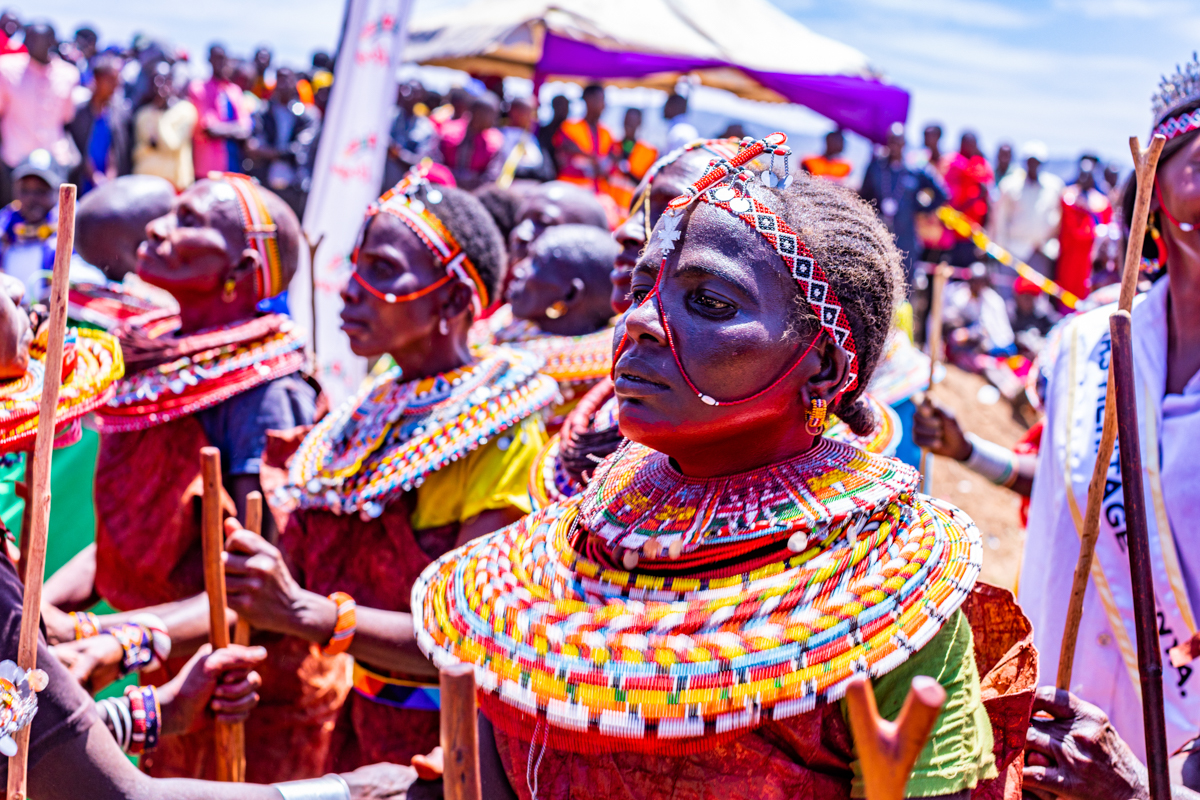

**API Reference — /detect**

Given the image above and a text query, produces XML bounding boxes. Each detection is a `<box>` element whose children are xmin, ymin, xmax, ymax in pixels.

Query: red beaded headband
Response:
<box><xmin>212</xmin><ymin>172</ymin><xmax>284</xmax><ymax>301</ymax></box>
<box><xmin>355</xmin><ymin>165</ymin><xmax>490</xmax><ymax>314</ymax></box>
<box><xmin>616</xmin><ymin>133</ymin><xmax>859</xmax><ymax>405</ymax></box>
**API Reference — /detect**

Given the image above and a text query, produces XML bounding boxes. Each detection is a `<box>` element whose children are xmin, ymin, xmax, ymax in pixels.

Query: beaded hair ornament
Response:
<box><xmin>353</xmin><ymin>165</ymin><xmax>490</xmax><ymax>317</ymax></box>
<box><xmin>1152</xmin><ymin>53</ymin><xmax>1200</xmax><ymax>141</ymax></box>
<box><xmin>617</xmin><ymin>132</ymin><xmax>859</xmax><ymax>406</ymax></box>
<box><xmin>211</xmin><ymin>172</ymin><xmax>285</xmax><ymax>301</ymax></box>
<box><xmin>628</xmin><ymin>138</ymin><xmax>743</xmax><ymax>244</ymax></box>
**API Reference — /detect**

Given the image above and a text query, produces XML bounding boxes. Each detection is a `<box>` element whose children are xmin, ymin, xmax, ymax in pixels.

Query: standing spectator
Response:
<box><xmin>0</xmin><ymin>22</ymin><xmax>80</xmax><ymax>206</ymax></box>
<box><xmin>246</xmin><ymin>67</ymin><xmax>319</xmax><ymax>216</ymax></box>
<box><xmin>994</xmin><ymin>142</ymin><xmax>1014</xmax><ymax>184</ymax></box>
<box><xmin>552</xmin><ymin>84</ymin><xmax>620</xmax><ymax>218</ymax></box>
<box><xmin>250</xmin><ymin>46</ymin><xmax>273</xmax><ymax>100</ymax></box>
<box><xmin>1055</xmin><ymin>156</ymin><xmax>1112</xmax><ymax>302</ymax></box>
<box><xmin>69</xmin><ymin>25</ymin><xmax>98</xmax><ymax>84</ymax></box>
<box><xmin>187</xmin><ymin>43</ymin><xmax>251</xmax><ymax>178</ymax></box>
<box><xmin>132</xmin><ymin>67</ymin><xmax>197</xmax><ymax>190</ymax></box>
<box><xmin>942</xmin><ymin>131</ymin><xmax>995</xmax><ymax>265</ymax></box>
<box><xmin>492</xmin><ymin>95</ymin><xmax>548</xmax><ymax>183</ymax></box>
<box><xmin>383</xmin><ymin>80</ymin><xmax>435</xmax><ymax>189</ymax></box>
<box><xmin>989</xmin><ymin>140</ymin><xmax>1064</xmax><ymax>275</ymax></box>
<box><xmin>801</xmin><ymin>129</ymin><xmax>852</xmax><ymax>184</ymax></box>
<box><xmin>436</xmin><ymin>91</ymin><xmax>503</xmax><ymax>190</ymax></box>
<box><xmin>921</xmin><ymin>123</ymin><xmax>944</xmax><ymax>172</ymax></box>
<box><xmin>0</xmin><ymin>149</ymin><xmax>63</xmax><ymax>301</ymax></box>
<box><xmin>0</xmin><ymin>11</ymin><xmax>21</xmax><ymax>51</ymax></box>
<box><xmin>860</xmin><ymin>123</ymin><xmax>947</xmax><ymax>290</ymax></box>
<box><xmin>537</xmin><ymin>94</ymin><xmax>569</xmax><ymax>178</ymax></box>
<box><xmin>68</xmin><ymin>53</ymin><xmax>130</xmax><ymax>195</ymax></box>
<box><xmin>662</xmin><ymin>91</ymin><xmax>697</xmax><ymax>152</ymax></box>
<box><xmin>614</xmin><ymin>107</ymin><xmax>656</xmax><ymax>183</ymax></box>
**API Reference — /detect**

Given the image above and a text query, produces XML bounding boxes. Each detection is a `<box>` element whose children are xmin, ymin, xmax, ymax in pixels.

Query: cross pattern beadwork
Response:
<box><xmin>656</xmin><ymin>210</ymin><xmax>683</xmax><ymax>252</ymax></box>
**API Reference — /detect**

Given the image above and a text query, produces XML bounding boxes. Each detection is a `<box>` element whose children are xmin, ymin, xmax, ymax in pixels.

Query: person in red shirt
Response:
<box><xmin>941</xmin><ymin>131</ymin><xmax>994</xmax><ymax>265</ymax></box>
<box><xmin>436</xmin><ymin>91</ymin><xmax>503</xmax><ymax>190</ymax></box>
<box><xmin>1057</xmin><ymin>156</ymin><xmax>1112</xmax><ymax>303</ymax></box>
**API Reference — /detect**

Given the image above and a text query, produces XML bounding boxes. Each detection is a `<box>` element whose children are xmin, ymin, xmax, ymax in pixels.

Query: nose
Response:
<box><xmin>621</xmin><ymin>286</ymin><xmax>667</xmax><ymax>347</ymax></box>
<box><xmin>340</xmin><ymin>269</ymin><xmax>362</xmax><ymax>305</ymax></box>
<box><xmin>614</xmin><ymin>206</ymin><xmax>646</xmax><ymax>255</ymax></box>
<box><xmin>145</xmin><ymin>214</ymin><xmax>170</xmax><ymax>246</ymax></box>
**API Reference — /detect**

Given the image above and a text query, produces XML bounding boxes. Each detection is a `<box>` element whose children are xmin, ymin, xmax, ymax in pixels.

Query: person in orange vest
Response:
<box><xmin>609</xmin><ymin>107</ymin><xmax>657</xmax><ymax>212</ymax></box>
<box><xmin>551</xmin><ymin>84</ymin><xmax>623</xmax><ymax>225</ymax></box>
<box><xmin>801</xmin><ymin>129</ymin><xmax>853</xmax><ymax>184</ymax></box>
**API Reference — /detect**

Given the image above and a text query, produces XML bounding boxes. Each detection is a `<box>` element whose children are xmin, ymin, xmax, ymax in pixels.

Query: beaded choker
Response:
<box><xmin>0</xmin><ymin>327</ymin><xmax>124</xmax><ymax>452</ymax></box>
<box><xmin>285</xmin><ymin>345</ymin><xmax>558</xmax><ymax>519</ymax></box>
<box><xmin>414</xmin><ymin>439</ymin><xmax>981</xmax><ymax>754</ymax></box>
<box><xmin>94</xmin><ymin>313</ymin><xmax>305</xmax><ymax>433</ymax></box>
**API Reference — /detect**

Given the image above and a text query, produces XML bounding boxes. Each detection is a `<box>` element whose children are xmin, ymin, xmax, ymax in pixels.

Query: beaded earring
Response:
<box><xmin>222</xmin><ymin>277</ymin><xmax>237</xmax><ymax>303</ymax></box>
<box><xmin>805</xmin><ymin>397</ymin><xmax>827</xmax><ymax>434</ymax></box>
<box><xmin>438</xmin><ymin>317</ymin><xmax>449</xmax><ymax>335</ymax></box>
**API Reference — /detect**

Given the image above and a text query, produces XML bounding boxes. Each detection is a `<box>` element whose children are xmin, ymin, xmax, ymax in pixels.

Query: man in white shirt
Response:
<box><xmin>663</xmin><ymin>92</ymin><xmax>698</xmax><ymax>153</ymax></box>
<box><xmin>989</xmin><ymin>140</ymin><xmax>1064</xmax><ymax>273</ymax></box>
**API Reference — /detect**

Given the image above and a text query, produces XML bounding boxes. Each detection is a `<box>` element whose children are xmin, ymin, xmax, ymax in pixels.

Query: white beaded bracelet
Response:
<box><xmin>964</xmin><ymin>433</ymin><xmax>1018</xmax><ymax>486</ymax></box>
<box><xmin>273</xmin><ymin>774</ymin><xmax>351</xmax><ymax>800</ymax></box>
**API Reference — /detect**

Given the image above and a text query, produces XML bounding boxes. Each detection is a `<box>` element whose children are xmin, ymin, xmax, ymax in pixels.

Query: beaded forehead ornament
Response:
<box><xmin>628</xmin><ymin>138</ymin><xmax>743</xmax><ymax>244</ymax></box>
<box><xmin>353</xmin><ymin>165</ymin><xmax>490</xmax><ymax>316</ymax></box>
<box><xmin>620</xmin><ymin>133</ymin><xmax>859</xmax><ymax>407</ymax></box>
<box><xmin>1152</xmin><ymin>53</ymin><xmax>1200</xmax><ymax>141</ymax></box>
<box><xmin>212</xmin><ymin>172</ymin><xmax>285</xmax><ymax>301</ymax></box>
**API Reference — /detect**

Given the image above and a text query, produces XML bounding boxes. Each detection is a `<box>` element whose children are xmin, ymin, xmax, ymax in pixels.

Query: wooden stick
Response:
<box><xmin>844</xmin><ymin>674</ymin><xmax>947</xmax><ymax>800</ymax></box>
<box><xmin>16</xmin><ymin>455</ymin><xmax>32</xmax><ymax>584</ymax></box>
<box><xmin>7</xmin><ymin>184</ymin><xmax>75</xmax><ymax>800</ymax></box>
<box><xmin>1057</xmin><ymin>134</ymin><xmax>1165</xmax><ymax>690</ymax></box>
<box><xmin>303</xmin><ymin>232</ymin><xmax>324</xmax><ymax>359</ymax></box>
<box><xmin>200</xmin><ymin>447</ymin><xmax>243</xmax><ymax>782</ymax></box>
<box><xmin>920</xmin><ymin>263</ymin><xmax>950</xmax><ymax>495</ymax></box>
<box><xmin>1109</xmin><ymin>310</ymin><xmax>1169</xmax><ymax>800</ymax></box>
<box><xmin>234</xmin><ymin>491</ymin><xmax>261</xmax><ymax>648</ymax></box>
<box><xmin>440</xmin><ymin>664</ymin><xmax>481</xmax><ymax>800</ymax></box>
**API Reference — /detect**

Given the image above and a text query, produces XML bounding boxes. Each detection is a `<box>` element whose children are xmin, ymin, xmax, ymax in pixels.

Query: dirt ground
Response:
<box><xmin>923</xmin><ymin>364</ymin><xmax>1032</xmax><ymax>592</ymax></box>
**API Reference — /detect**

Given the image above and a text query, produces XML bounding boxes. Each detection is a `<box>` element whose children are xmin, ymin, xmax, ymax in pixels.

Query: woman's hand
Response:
<box><xmin>157</xmin><ymin>643</ymin><xmax>266</xmax><ymax>737</ymax></box>
<box><xmin>340</xmin><ymin>762</ymin><xmax>442</xmax><ymax>799</ymax></box>
<box><xmin>1023</xmin><ymin>687</ymin><xmax>1150</xmax><ymax>800</ymax></box>
<box><xmin>223</xmin><ymin>521</ymin><xmax>336</xmax><ymax>643</ymax></box>
<box><xmin>50</xmin><ymin>634</ymin><xmax>123</xmax><ymax>693</ymax></box>
<box><xmin>912</xmin><ymin>398</ymin><xmax>973</xmax><ymax>461</ymax></box>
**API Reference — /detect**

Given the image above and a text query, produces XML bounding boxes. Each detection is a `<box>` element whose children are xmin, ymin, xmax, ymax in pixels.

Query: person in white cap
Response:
<box><xmin>989</xmin><ymin>139</ymin><xmax>1064</xmax><ymax>275</ymax></box>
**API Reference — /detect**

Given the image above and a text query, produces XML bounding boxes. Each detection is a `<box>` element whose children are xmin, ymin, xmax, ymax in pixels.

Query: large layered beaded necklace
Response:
<box><xmin>95</xmin><ymin>313</ymin><xmax>305</xmax><ymax>433</ymax></box>
<box><xmin>0</xmin><ymin>326</ymin><xmax>124</xmax><ymax>452</ymax></box>
<box><xmin>414</xmin><ymin>438</ymin><xmax>981</xmax><ymax>754</ymax></box>
<box><xmin>478</xmin><ymin>306</ymin><xmax>613</xmax><ymax>389</ymax></box>
<box><xmin>286</xmin><ymin>345</ymin><xmax>558</xmax><ymax>519</ymax></box>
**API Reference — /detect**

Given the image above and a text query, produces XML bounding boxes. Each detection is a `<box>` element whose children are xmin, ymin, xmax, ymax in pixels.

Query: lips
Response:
<box><xmin>613</xmin><ymin>355</ymin><xmax>672</xmax><ymax>397</ymax></box>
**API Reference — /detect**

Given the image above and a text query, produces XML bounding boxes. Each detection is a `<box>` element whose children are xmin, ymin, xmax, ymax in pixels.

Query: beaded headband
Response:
<box><xmin>356</xmin><ymin>166</ymin><xmax>490</xmax><ymax>316</ymax></box>
<box><xmin>619</xmin><ymin>133</ymin><xmax>859</xmax><ymax>405</ymax></box>
<box><xmin>212</xmin><ymin>172</ymin><xmax>285</xmax><ymax>301</ymax></box>
<box><xmin>1152</xmin><ymin>53</ymin><xmax>1200</xmax><ymax>139</ymax></box>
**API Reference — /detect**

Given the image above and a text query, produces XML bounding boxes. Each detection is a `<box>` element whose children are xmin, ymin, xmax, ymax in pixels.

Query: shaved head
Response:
<box><xmin>76</xmin><ymin>175</ymin><xmax>176</xmax><ymax>280</ymax></box>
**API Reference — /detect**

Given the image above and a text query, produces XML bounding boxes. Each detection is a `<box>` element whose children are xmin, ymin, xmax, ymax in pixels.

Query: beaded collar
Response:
<box><xmin>486</xmin><ymin>307</ymin><xmax>613</xmax><ymax>387</ymax></box>
<box><xmin>0</xmin><ymin>326</ymin><xmax>124</xmax><ymax>453</ymax></box>
<box><xmin>94</xmin><ymin>313</ymin><xmax>305</xmax><ymax>433</ymax></box>
<box><xmin>414</xmin><ymin>439</ymin><xmax>981</xmax><ymax>754</ymax></box>
<box><xmin>285</xmin><ymin>345</ymin><xmax>558</xmax><ymax>519</ymax></box>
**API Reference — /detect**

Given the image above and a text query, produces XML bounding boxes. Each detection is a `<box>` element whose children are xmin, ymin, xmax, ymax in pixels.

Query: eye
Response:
<box><xmin>630</xmin><ymin>288</ymin><xmax>650</xmax><ymax>304</ymax></box>
<box><xmin>692</xmin><ymin>292</ymin><xmax>733</xmax><ymax>312</ymax></box>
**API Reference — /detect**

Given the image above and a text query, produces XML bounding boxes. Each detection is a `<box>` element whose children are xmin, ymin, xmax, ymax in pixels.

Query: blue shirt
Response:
<box><xmin>195</xmin><ymin>373</ymin><xmax>316</xmax><ymax>476</ymax></box>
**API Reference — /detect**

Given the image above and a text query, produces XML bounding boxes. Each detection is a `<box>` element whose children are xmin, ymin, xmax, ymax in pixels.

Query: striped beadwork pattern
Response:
<box><xmin>414</xmin><ymin>439</ymin><xmax>982</xmax><ymax>754</ymax></box>
<box><xmin>0</xmin><ymin>327</ymin><xmax>123</xmax><ymax>451</ymax></box>
<box><xmin>286</xmin><ymin>345</ymin><xmax>558</xmax><ymax>518</ymax></box>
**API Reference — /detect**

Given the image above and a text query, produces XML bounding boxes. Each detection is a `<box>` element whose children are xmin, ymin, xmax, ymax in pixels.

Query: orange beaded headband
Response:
<box><xmin>212</xmin><ymin>172</ymin><xmax>285</xmax><ymax>301</ymax></box>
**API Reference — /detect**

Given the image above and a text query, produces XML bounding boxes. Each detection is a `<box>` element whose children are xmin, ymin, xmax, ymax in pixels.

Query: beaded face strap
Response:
<box><xmin>617</xmin><ymin>133</ymin><xmax>859</xmax><ymax>406</ymax></box>
<box><xmin>354</xmin><ymin>164</ymin><xmax>490</xmax><ymax>316</ymax></box>
<box><xmin>214</xmin><ymin>172</ymin><xmax>284</xmax><ymax>301</ymax></box>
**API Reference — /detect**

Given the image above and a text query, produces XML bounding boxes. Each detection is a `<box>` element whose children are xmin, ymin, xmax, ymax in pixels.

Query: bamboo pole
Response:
<box><xmin>200</xmin><ymin>447</ymin><xmax>243</xmax><ymax>782</ymax></box>
<box><xmin>7</xmin><ymin>185</ymin><xmax>75</xmax><ymax>800</ymax></box>
<box><xmin>1057</xmin><ymin>134</ymin><xmax>1165</xmax><ymax>690</ymax></box>
<box><xmin>844</xmin><ymin>675</ymin><xmax>947</xmax><ymax>800</ymax></box>
<box><xmin>920</xmin><ymin>263</ymin><xmax>950</xmax><ymax>494</ymax></box>
<box><xmin>440</xmin><ymin>664</ymin><xmax>481</xmax><ymax>800</ymax></box>
<box><xmin>1109</xmin><ymin>310</ymin><xmax>1169</xmax><ymax>800</ymax></box>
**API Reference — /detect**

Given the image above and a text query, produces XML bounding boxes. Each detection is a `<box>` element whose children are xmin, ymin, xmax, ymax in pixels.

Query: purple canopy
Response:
<box><xmin>535</xmin><ymin>33</ymin><xmax>909</xmax><ymax>144</ymax></box>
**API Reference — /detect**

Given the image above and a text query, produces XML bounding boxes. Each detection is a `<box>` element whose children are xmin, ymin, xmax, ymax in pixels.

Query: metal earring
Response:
<box><xmin>439</xmin><ymin>317</ymin><xmax>449</xmax><ymax>335</ymax></box>
<box><xmin>805</xmin><ymin>397</ymin><xmax>828</xmax><ymax>435</ymax></box>
<box><xmin>222</xmin><ymin>277</ymin><xmax>237</xmax><ymax>303</ymax></box>
<box><xmin>544</xmin><ymin>301</ymin><xmax>568</xmax><ymax>320</ymax></box>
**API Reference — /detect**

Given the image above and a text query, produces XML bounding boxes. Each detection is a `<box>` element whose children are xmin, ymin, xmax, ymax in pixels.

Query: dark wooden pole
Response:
<box><xmin>1109</xmin><ymin>310</ymin><xmax>1168</xmax><ymax>800</ymax></box>
<box><xmin>440</xmin><ymin>664</ymin><xmax>481</xmax><ymax>800</ymax></box>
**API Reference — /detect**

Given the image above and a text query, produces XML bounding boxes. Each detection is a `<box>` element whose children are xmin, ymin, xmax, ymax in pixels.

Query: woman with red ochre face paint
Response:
<box><xmin>414</xmin><ymin>135</ymin><xmax>1034</xmax><ymax>800</ymax></box>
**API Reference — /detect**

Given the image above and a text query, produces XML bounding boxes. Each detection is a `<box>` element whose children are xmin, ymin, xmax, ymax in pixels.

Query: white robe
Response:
<box><xmin>1020</xmin><ymin>276</ymin><xmax>1200</xmax><ymax>758</ymax></box>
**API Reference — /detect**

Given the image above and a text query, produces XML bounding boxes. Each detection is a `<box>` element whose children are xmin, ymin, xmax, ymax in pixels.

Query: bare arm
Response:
<box><xmin>43</xmin><ymin>543</ymin><xmax>99</xmax><ymax>612</ymax></box>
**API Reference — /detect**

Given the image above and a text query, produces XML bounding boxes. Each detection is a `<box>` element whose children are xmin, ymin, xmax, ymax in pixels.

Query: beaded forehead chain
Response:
<box><xmin>617</xmin><ymin>133</ymin><xmax>859</xmax><ymax>405</ymax></box>
<box><xmin>354</xmin><ymin>164</ymin><xmax>490</xmax><ymax>315</ymax></box>
<box><xmin>213</xmin><ymin>172</ymin><xmax>285</xmax><ymax>301</ymax></box>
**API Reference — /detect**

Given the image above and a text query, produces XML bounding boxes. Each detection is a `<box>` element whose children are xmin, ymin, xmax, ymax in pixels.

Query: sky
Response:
<box><xmin>29</xmin><ymin>0</ymin><xmax>1196</xmax><ymax>167</ymax></box>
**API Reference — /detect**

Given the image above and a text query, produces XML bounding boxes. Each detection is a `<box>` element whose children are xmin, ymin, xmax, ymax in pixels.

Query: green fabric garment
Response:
<box><xmin>845</xmin><ymin>608</ymin><xmax>997</xmax><ymax>798</ymax></box>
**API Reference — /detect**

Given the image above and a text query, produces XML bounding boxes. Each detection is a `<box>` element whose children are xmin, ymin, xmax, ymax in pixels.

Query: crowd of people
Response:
<box><xmin>0</xmin><ymin>11</ymin><xmax>1195</xmax><ymax>800</ymax></box>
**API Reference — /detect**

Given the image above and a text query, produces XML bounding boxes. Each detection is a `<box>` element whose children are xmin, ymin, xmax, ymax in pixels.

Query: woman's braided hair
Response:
<box><xmin>744</xmin><ymin>172</ymin><xmax>904</xmax><ymax>436</ymax></box>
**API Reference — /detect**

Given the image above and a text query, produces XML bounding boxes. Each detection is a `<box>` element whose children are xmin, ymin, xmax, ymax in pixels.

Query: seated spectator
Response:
<box><xmin>436</xmin><ymin>91</ymin><xmax>503</xmax><ymax>190</ymax></box>
<box><xmin>0</xmin><ymin>150</ymin><xmax>62</xmax><ymax>301</ymax></box>
<box><xmin>801</xmin><ymin>129</ymin><xmax>852</xmax><ymax>184</ymax></box>
<box><xmin>0</xmin><ymin>22</ymin><xmax>80</xmax><ymax>205</ymax></box>
<box><xmin>132</xmin><ymin>66</ymin><xmax>198</xmax><ymax>190</ymax></box>
<box><xmin>941</xmin><ymin>262</ymin><xmax>1016</xmax><ymax>362</ymax></box>
<box><xmin>246</xmin><ymin>66</ymin><xmax>319</xmax><ymax>216</ymax></box>
<box><xmin>68</xmin><ymin>52</ymin><xmax>129</xmax><ymax>194</ymax></box>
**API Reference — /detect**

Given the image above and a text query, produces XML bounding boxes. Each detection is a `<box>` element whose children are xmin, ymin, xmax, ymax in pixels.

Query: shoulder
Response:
<box><xmin>0</xmin><ymin>52</ymin><xmax>25</xmax><ymax>80</ymax></box>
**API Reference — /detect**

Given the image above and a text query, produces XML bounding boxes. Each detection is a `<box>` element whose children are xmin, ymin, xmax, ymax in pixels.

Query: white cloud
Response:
<box><xmin>1052</xmin><ymin>0</ymin><xmax>1191</xmax><ymax>18</ymax></box>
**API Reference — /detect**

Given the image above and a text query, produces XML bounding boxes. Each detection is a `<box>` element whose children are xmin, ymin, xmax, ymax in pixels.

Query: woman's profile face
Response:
<box><xmin>1157</xmin><ymin>132</ymin><xmax>1200</xmax><ymax>243</ymax></box>
<box><xmin>614</xmin><ymin>201</ymin><xmax>820</xmax><ymax>458</ymax></box>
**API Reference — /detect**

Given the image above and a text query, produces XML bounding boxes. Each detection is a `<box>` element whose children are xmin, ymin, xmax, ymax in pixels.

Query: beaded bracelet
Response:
<box><xmin>101</xmin><ymin>614</ymin><xmax>171</xmax><ymax>675</ymax></box>
<box><xmin>71</xmin><ymin>611</ymin><xmax>101</xmax><ymax>640</ymax></box>
<box><xmin>124</xmin><ymin>684</ymin><xmax>160</xmax><ymax>755</ymax></box>
<box><xmin>321</xmin><ymin>592</ymin><xmax>356</xmax><ymax>656</ymax></box>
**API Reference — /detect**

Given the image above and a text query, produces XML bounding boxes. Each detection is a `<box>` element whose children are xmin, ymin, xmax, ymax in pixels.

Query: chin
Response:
<box><xmin>614</xmin><ymin>396</ymin><xmax>684</xmax><ymax>453</ymax></box>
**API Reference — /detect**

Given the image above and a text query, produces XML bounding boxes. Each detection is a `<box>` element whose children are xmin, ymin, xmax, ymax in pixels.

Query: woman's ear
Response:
<box><xmin>563</xmin><ymin>277</ymin><xmax>586</xmax><ymax>307</ymax></box>
<box><xmin>231</xmin><ymin>248</ymin><xmax>262</xmax><ymax>284</ymax></box>
<box><xmin>442</xmin><ymin>281</ymin><xmax>474</xmax><ymax>320</ymax></box>
<box><xmin>805</xmin><ymin>335</ymin><xmax>852</xmax><ymax>404</ymax></box>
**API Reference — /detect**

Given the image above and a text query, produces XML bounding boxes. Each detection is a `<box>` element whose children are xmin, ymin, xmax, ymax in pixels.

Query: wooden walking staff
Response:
<box><xmin>6</xmin><ymin>185</ymin><xmax>76</xmax><ymax>800</ymax></box>
<box><xmin>439</xmin><ymin>664</ymin><xmax>482</xmax><ymax>800</ymax></box>
<box><xmin>920</xmin><ymin>262</ymin><xmax>951</xmax><ymax>494</ymax></box>
<box><xmin>1109</xmin><ymin>309</ymin><xmax>1170</xmax><ymax>800</ymax></box>
<box><xmin>303</xmin><ymin>232</ymin><xmax>324</xmax><ymax>359</ymax></box>
<box><xmin>844</xmin><ymin>674</ymin><xmax>947</xmax><ymax>800</ymax></box>
<box><xmin>200</xmin><ymin>447</ymin><xmax>245</xmax><ymax>782</ymax></box>
<box><xmin>1057</xmin><ymin>134</ymin><xmax>1166</xmax><ymax>691</ymax></box>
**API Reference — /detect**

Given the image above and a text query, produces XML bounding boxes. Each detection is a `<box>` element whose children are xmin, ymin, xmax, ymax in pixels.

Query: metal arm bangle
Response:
<box><xmin>964</xmin><ymin>433</ymin><xmax>1018</xmax><ymax>487</ymax></box>
<box><xmin>272</xmin><ymin>773</ymin><xmax>351</xmax><ymax>800</ymax></box>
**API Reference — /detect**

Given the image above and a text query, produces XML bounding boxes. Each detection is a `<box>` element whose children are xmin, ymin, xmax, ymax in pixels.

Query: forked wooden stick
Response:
<box><xmin>920</xmin><ymin>262</ymin><xmax>950</xmax><ymax>494</ymax></box>
<box><xmin>200</xmin><ymin>447</ymin><xmax>243</xmax><ymax>782</ymax></box>
<box><xmin>7</xmin><ymin>184</ymin><xmax>76</xmax><ymax>800</ymax></box>
<box><xmin>440</xmin><ymin>664</ymin><xmax>481</xmax><ymax>800</ymax></box>
<box><xmin>1057</xmin><ymin>134</ymin><xmax>1165</xmax><ymax>690</ymax></box>
<box><xmin>845</xmin><ymin>674</ymin><xmax>946</xmax><ymax>800</ymax></box>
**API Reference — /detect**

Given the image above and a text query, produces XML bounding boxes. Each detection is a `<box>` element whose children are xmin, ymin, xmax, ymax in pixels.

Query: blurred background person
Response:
<box><xmin>662</xmin><ymin>90</ymin><xmax>697</xmax><ymax>151</ymax></box>
<box><xmin>537</xmin><ymin>93</ymin><xmax>569</xmax><ymax>178</ymax></box>
<box><xmin>246</xmin><ymin>66</ymin><xmax>319</xmax><ymax>215</ymax></box>
<box><xmin>187</xmin><ymin>43</ymin><xmax>250</xmax><ymax>177</ymax></box>
<box><xmin>493</xmin><ymin>94</ymin><xmax>549</xmax><ymax>183</ymax></box>
<box><xmin>68</xmin><ymin>52</ymin><xmax>129</xmax><ymax>194</ymax></box>
<box><xmin>436</xmin><ymin>90</ymin><xmax>502</xmax><ymax>190</ymax></box>
<box><xmin>989</xmin><ymin>140</ymin><xmax>1063</xmax><ymax>276</ymax></box>
<box><xmin>383</xmin><ymin>79</ymin><xmax>435</xmax><ymax>189</ymax></box>
<box><xmin>1056</xmin><ymin>154</ymin><xmax>1112</xmax><ymax>304</ymax></box>
<box><xmin>801</xmin><ymin>128</ymin><xmax>851</xmax><ymax>184</ymax></box>
<box><xmin>132</xmin><ymin>64</ymin><xmax>197</xmax><ymax>190</ymax></box>
<box><xmin>942</xmin><ymin>130</ymin><xmax>994</xmax><ymax>265</ymax></box>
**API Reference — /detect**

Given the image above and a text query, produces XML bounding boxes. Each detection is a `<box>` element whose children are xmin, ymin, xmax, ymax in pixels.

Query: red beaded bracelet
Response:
<box><xmin>321</xmin><ymin>592</ymin><xmax>356</xmax><ymax>656</ymax></box>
